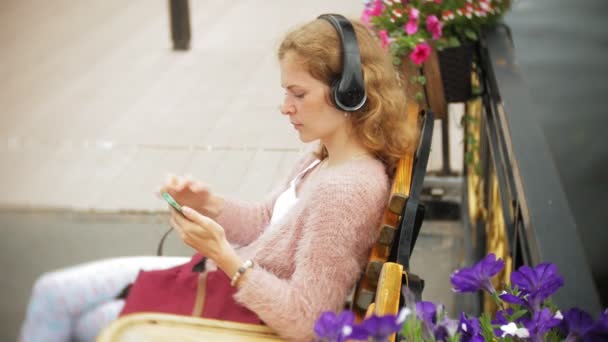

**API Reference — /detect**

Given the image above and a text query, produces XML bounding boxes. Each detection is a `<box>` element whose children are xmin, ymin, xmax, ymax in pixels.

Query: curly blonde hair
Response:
<box><xmin>278</xmin><ymin>17</ymin><xmax>418</xmax><ymax>176</ymax></box>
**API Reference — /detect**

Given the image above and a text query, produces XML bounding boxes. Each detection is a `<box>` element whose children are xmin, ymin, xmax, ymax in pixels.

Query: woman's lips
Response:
<box><xmin>291</xmin><ymin>122</ymin><xmax>302</xmax><ymax>130</ymax></box>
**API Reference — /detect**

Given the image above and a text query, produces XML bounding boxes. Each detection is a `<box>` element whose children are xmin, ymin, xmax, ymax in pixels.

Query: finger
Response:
<box><xmin>189</xmin><ymin>181</ymin><xmax>207</xmax><ymax>193</ymax></box>
<box><xmin>175</xmin><ymin>176</ymin><xmax>189</xmax><ymax>192</ymax></box>
<box><xmin>170</xmin><ymin>212</ymin><xmax>187</xmax><ymax>233</ymax></box>
<box><xmin>169</xmin><ymin>206</ymin><xmax>184</xmax><ymax>220</ymax></box>
<box><xmin>166</xmin><ymin>173</ymin><xmax>178</xmax><ymax>188</ymax></box>
<box><xmin>170</xmin><ymin>217</ymin><xmax>187</xmax><ymax>241</ymax></box>
<box><xmin>182</xmin><ymin>206</ymin><xmax>211</xmax><ymax>226</ymax></box>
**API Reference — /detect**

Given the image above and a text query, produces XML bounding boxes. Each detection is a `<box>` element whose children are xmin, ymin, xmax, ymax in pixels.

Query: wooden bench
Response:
<box><xmin>97</xmin><ymin>107</ymin><xmax>434</xmax><ymax>342</ymax></box>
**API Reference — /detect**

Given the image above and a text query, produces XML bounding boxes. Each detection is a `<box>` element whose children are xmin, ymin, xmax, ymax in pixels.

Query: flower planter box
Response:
<box><xmin>437</xmin><ymin>43</ymin><xmax>476</xmax><ymax>103</ymax></box>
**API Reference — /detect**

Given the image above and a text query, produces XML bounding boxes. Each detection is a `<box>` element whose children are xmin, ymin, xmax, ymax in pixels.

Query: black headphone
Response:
<box><xmin>318</xmin><ymin>14</ymin><xmax>367</xmax><ymax>112</ymax></box>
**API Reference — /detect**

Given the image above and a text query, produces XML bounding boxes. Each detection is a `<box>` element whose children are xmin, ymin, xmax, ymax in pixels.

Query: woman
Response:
<box><xmin>19</xmin><ymin>15</ymin><xmax>416</xmax><ymax>342</ymax></box>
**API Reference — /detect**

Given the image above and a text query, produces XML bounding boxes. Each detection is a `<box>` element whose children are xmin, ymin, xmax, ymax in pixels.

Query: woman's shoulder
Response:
<box><xmin>315</xmin><ymin>158</ymin><xmax>390</xmax><ymax>200</ymax></box>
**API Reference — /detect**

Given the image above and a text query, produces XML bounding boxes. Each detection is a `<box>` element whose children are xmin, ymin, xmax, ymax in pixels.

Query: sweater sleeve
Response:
<box><xmin>233</xmin><ymin>176</ymin><xmax>388</xmax><ymax>341</ymax></box>
<box><xmin>214</xmin><ymin>151</ymin><xmax>316</xmax><ymax>246</ymax></box>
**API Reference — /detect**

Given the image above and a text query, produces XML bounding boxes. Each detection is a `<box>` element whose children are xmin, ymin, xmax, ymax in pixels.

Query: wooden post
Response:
<box><xmin>169</xmin><ymin>0</ymin><xmax>191</xmax><ymax>50</ymax></box>
<box><xmin>422</xmin><ymin>48</ymin><xmax>447</xmax><ymax>120</ymax></box>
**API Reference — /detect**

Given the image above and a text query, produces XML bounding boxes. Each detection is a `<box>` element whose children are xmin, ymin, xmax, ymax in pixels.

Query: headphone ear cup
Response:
<box><xmin>330</xmin><ymin>77</ymin><xmax>342</xmax><ymax>110</ymax></box>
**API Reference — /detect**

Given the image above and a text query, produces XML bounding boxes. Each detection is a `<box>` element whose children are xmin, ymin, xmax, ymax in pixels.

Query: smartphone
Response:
<box><xmin>161</xmin><ymin>192</ymin><xmax>183</xmax><ymax>214</ymax></box>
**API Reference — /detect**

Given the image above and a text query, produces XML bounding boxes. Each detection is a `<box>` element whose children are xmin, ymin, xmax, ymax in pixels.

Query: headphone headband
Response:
<box><xmin>318</xmin><ymin>14</ymin><xmax>367</xmax><ymax>112</ymax></box>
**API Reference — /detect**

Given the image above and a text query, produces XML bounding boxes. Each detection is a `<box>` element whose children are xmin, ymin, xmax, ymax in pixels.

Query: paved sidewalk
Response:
<box><xmin>0</xmin><ymin>0</ymin><xmax>462</xmax><ymax>212</ymax></box>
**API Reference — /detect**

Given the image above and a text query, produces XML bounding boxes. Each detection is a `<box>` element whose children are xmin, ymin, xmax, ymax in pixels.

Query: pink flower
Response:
<box><xmin>378</xmin><ymin>30</ymin><xmax>391</xmax><ymax>49</ymax></box>
<box><xmin>409</xmin><ymin>42</ymin><xmax>431</xmax><ymax>65</ymax></box>
<box><xmin>434</xmin><ymin>0</ymin><xmax>442</xmax><ymax>3</ymax></box>
<box><xmin>404</xmin><ymin>8</ymin><xmax>419</xmax><ymax>35</ymax></box>
<box><xmin>404</xmin><ymin>20</ymin><xmax>418</xmax><ymax>35</ymax></box>
<box><xmin>426</xmin><ymin>15</ymin><xmax>442</xmax><ymax>40</ymax></box>
<box><xmin>361</xmin><ymin>9</ymin><xmax>372</xmax><ymax>26</ymax></box>
<box><xmin>370</xmin><ymin>0</ymin><xmax>385</xmax><ymax>17</ymax></box>
<box><xmin>408</xmin><ymin>7</ymin><xmax>420</xmax><ymax>20</ymax></box>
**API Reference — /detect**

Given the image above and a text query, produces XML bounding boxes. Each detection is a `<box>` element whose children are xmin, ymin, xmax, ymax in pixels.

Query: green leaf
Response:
<box><xmin>471</xmin><ymin>85</ymin><xmax>483</xmax><ymax>96</ymax></box>
<box><xmin>417</xmin><ymin>76</ymin><xmax>426</xmax><ymax>85</ymax></box>
<box><xmin>546</xmin><ymin>328</ymin><xmax>563</xmax><ymax>342</ymax></box>
<box><xmin>465</xmin><ymin>151</ymin><xmax>474</xmax><ymax>165</ymax></box>
<box><xmin>464</xmin><ymin>29</ymin><xmax>479</xmax><ymax>41</ymax></box>
<box><xmin>491</xmin><ymin>291</ymin><xmax>503</xmax><ymax>307</ymax></box>
<box><xmin>479</xmin><ymin>313</ymin><xmax>496</xmax><ymax>341</ymax></box>
<box><xmin>467</xmin><ymin>134</ymin><xmax>478</xmax><ymax>147</ymax></box>
<box><xmin>544</xmin><ymin>299</ymin><xmax>559</xmax><ymax>313</ymax></box>
<box><xmin>475</xmin><ymin>162</ymin><xmax>483</xmax><ymax>176</ymax></box>
<box><xmin>415</xmin><ymin>91</ymin><xmax>424</xmax><ymax>102</ymax></box>
<box><xmin>435</xmin><ymin>38</ymin><xmax>448</xmax><ymax>50</ymax></box>
<box><xmin>446</xmin><ymin>333</ymin><xmax>461</xmax><ymax>342</ymax></box>
<box><xmin>448</xmin><ymin>36</ymin><xmax>460</xmax><ymax>47</ymax></box>
<box><xmin>509</xmin><ymin>309</ymin><xmax>528</xmax><ymax>322</ymax></box>
<box><xmin>401</xmin><ymin>315</ymin><xmax>426</xmax><ymax>341</ymax></box>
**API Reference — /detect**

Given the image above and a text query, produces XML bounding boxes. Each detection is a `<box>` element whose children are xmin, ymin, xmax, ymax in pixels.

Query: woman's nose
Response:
<box><xmin>280</xmin><ymin>101</ymin><xmax>295</xmax><ymax>116</ymax></box>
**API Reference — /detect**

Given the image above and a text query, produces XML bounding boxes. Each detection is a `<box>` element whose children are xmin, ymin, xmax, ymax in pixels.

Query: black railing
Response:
<box><xmin>467</xmin><ymin>25</ymin><xmax>601</xmax><ymax>315</ymax></box>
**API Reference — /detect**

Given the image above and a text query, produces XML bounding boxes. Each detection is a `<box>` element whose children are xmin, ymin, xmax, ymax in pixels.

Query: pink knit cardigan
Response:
<box><xmin>212</xmin><ymin>152</ymin><xmax>390</xmax><ymax>341</ymax></box>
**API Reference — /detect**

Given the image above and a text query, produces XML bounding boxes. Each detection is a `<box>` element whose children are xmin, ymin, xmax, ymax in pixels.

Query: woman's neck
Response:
<box><xmin>321</xmin><ymin>129</ymin><xmax>372</xmax><ymax>167</ymax></box>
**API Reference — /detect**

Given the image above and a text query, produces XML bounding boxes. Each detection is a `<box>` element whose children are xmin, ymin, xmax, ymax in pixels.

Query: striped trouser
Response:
<box><xmin>19</xmin><ymin>256</ymin><xmax>189</xmax><ymax>342</ymax></box>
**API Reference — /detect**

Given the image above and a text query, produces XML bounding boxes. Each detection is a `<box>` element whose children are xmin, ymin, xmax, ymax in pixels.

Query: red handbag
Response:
<box><xmin>119</xmin><ymin>254</ymin><xmax>262</xmax><ymax>325</ymax></box>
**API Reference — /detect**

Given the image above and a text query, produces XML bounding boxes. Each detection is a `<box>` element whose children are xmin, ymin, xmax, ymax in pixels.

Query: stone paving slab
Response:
<box><xmin>0</xmin><ymin>0</ymin><xmax>465</xmax><ymax>212</ymax></box>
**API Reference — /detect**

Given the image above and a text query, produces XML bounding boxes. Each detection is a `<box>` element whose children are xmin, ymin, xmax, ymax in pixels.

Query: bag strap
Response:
<box><xmin>395</xmin><ymin>110</ymin><xmax>434</xmax><ymax>270</ymax></box>
<box><xmin>157</xmin><ymin>227</ymin><xmax>174</xmax><ymax>256</ymax></box>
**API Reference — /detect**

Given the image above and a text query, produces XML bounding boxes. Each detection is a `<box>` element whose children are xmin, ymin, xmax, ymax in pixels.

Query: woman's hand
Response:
<box><xmin>171</xmin><ymin>207</ymin><xmax>247</xmax><ymax>281</ymax></box>
<box><xmin>169</xmin><ymin>206</ymin><xmax>229</xmax><ymax>260</ymax></box>
<box><xmin>159</xmin><ymin>174</ymin><xmax>224</xmax><ymax>218</ymax></box>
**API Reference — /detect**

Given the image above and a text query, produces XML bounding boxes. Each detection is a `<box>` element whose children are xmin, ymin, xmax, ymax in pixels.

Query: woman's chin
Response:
<box><xmin>297</xmin><ymin>133</ymin><xmax>316</xmax><ymax>143</ymax></box>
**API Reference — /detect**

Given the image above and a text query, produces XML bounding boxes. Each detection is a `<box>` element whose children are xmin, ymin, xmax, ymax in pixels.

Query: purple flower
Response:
<box><xmin>314</xmin><ymin>311</ymin><xmax>355</xmax><ymax>342</ymax></box>
<box><xmin>584</xmin><ymin>310</ymin><xmax>608</xmax><ymax>342</ymax></box>
<box><xmin>560</xmin><ymin>308</ymin><xmax>594</xmax><ymax>340</ymax></box>
<box><xmin>413</xmin><ymin>301</ymin><xmax>451</xmax><ymax>341</ymax></box>
<box><xmin>416</xmin><ymin>301</ymin><xmax>438</xmax><ymax>326</ymax></box>
<box><xmin>561</xmin><ymin>308</ymin><xmax>608</xmax><ymax>342</ymax></box>
<box><xmin>353</xmin><ymin>313</ymin><xmax>405</xmax><ymax>342</ymax></box>
<box><xmin>522</xmin><ymin>308</ymin><xmax>561</xmax><ymax>342</ymax></box>
<box><xmin>450</xmin><ymin>253</ymin><xmax>505</xmax><ymax>294</ymax></box>
<box><xmin>457</xmin><ymin>313</ymin><xmax>484</xmax><ymax>342</ymax></box>
<box><xmin>492</xmin><ymin>308</ymin><xmax>514</xmax><ymax>335</ymax></box>
<box><xmin>500</xmin><ymin>263</ymin><xmax>564</xmax><ymax>312</ymax></box>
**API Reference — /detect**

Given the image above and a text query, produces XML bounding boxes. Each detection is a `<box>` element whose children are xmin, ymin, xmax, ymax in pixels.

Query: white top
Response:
<box><xmin>269</xmin><ymin>158</ymin><xmax>321</xmax><ymax>226</ymax></box>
